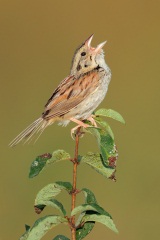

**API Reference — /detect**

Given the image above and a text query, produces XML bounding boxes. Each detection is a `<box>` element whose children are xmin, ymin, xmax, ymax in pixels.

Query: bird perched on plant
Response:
<box><xmin>9</xmin><ymin>34</ymin><xmax>111</xmax><ymax>147</ymax></box>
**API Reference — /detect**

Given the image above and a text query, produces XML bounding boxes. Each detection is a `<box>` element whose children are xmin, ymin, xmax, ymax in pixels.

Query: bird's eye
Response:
<box><xmin>81</xmin><ymin>52</ymin><xmax>86</xmax><ymax>56</ymax></box>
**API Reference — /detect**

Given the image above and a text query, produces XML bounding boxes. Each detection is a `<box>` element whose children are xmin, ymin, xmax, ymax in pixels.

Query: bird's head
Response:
<box><xmin>70</xmin><ymin>34</ymin><xmax>107</xmax><ymax>76</ymax></box>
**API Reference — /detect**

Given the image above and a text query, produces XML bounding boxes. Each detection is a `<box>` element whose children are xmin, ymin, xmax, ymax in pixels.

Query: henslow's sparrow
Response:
<box><xmin>9</xmin><ymin>35</ymin><xmax>111</xmax><ymax>146</ymax></box>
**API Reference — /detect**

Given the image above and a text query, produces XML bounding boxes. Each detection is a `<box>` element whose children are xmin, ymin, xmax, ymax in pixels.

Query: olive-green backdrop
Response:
<box><xmin>0</xmin><ymin>1</ymin><xmax>159</xmax><ymax>239</ymax></box>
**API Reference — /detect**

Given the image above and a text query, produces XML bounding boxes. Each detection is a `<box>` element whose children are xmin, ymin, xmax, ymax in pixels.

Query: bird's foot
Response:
<box><xmin>70</xmin><ymin>118</ymin><xmax>90</xmax><ymax>139</ymax></box>
<box><xmin>87</xmin><ymin>115</ymin><xmax>97</xmax><ymax>127</ymax></box>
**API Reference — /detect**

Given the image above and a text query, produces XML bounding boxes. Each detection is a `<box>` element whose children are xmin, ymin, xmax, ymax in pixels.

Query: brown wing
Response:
<box><xmin>42</xmin><ymin>69</ymin><xmax>102</xmax><ymax>120</ymax></box>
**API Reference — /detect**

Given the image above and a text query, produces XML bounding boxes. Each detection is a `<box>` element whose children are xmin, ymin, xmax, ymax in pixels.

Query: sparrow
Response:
<box><xmin>9</xmin><ymin>34</ymin><xmax>111</xmax><ymax>147</ymax></box>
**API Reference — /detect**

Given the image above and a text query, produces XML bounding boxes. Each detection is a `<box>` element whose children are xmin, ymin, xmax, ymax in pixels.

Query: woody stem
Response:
<box><xmin>71</xmin><ymin>127</ymin><xmax>81</xmax><ymax>240</ymax></box>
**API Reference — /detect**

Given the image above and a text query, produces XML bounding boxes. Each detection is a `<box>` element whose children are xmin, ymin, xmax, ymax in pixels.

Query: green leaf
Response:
<box><xmin>75</xmin><ymin>190</ymin><xmax>97</xmax><ymax>239</ymax></box>
<box><xmin>95</xmin><ymin>108</ymin><xmax>125</xmax><ymax>124</ymax></box>
<box><xmin>76</xmin><ymin>220</ymin><xmax>94</xmax><ymax>240</ymax></box>
<box><xmin>35</xmin><ymin>199</ymin><xmax>66</xmax><ymax>216</ymax></box>
<box><xmin>95</xmin><ymin>117</ymin><xmax>114</xmax><ymax>140</ymax></box>
<box><xmin>35</xmin><ymin>183</ymin><xmax>63</xmax><ymax>204</ymax></box>
<box><xmin>29</xmin><ymin>150</ymin><xmax>70</xmax><ymax>178</ymax></box>
<box><xmin>19</xmin><ymin>215</ymin><xmax>67</xmax><ymax>240</ymax></box>
<box><xmin>81</xmin><ymin>152</ymin><xmax>115</xmax><ymax>179</ymax></box>
<box><xmin>53</xmin><ymin>235</ymin><xmax>70</xmax><ymax>240</ymax></box>
<box><xmin>71</xmin><ymin>203</ymin><xmax>111</xmax><ymax>218</ymax></box>
<box><xmin>29</xmin><ymin>153</ymin><xmax>52</xmax><ymax>178</ymax></box>
<box><xmin>55</xmin><ymin>181</ymin><xmax>73</xmax><ymax>192</ymax></box>
<box><xmin>20</xmin><ymin>225</ymin><xmax>31</xmax><ymax>240</ymax></box>
<box><xmin>35</xmin><ymin>182</ymin><xmax>72</xmax><ymax>203</ymax></box>
<box><xmin>82</xmin><ymin>213</ymin><xmax>118</xmax><ymax>233</ymax></box>
<box><xmin>99</xmin><ymin>131</ymin><xmax>114</xmax><ymax>166</ymax></box>
<box><xmin>75</xmin><ymin>201</ymin><xmax>114</xmax><ymax>239</ymax></box>
<box><xmin>86</xmin><ymin>128</ymin><xmax>116</xmax><ymax>167</ymax></box>
<box><xmin>35</xmin><ymin>182</ymin><xmax>72</xmax><ymax>215</ymax></box>
<box><xmin>76</xmin><ymin>211</ymin><xmax>95</xmax><ymax>240</ymax></box>
<box><xmin>81</xmin><ymin>188</ymin><xmax>97</xmax><ymax>204</ymax></box>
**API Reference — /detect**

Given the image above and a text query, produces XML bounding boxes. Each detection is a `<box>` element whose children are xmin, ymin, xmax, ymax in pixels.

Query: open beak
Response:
<box><xmin>84</xmin><ymin>35</ymin><xmax>107</xmax><ymax>53</ymax></box>
<box><xmin>85</xmin><ymin>34</ymin><xmax>94</xmax><ymax>48</ymax></box>
<box><xmin>94</xmin><ymin>41</ymin><xmax>107</xmax><ymax>53</ymax></box>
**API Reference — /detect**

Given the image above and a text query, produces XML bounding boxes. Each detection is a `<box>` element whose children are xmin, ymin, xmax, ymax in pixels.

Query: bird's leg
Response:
<box><xmin>70</xmin><ymin>118</ymin><xmax>90</xmax><ymax>139</ymax></box>
<box><xmin>70</xmin><ymin>118</ymin><xmax>90</xmax><ymax>128</ymax></box>
<box><xmin>87</xmin><ymin>115</ymin><xmax>97</xmax><ymax>127</ymax></box>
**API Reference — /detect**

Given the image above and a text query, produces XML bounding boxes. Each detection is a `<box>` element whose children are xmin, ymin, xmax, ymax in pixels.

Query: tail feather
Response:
<box><xmin>31</xmin><ymin>122</ymin><xmax>48</xmax><ymax>144</ymax></box>
<box><xmin>23</xmin><ymin>119</ymin><xmax>48</xmax><ymax>145</ymax></box>
<box><xmin>9</xmin><ymin>117</ymin><xmax>46</xmax><ymax>147</ymax></box>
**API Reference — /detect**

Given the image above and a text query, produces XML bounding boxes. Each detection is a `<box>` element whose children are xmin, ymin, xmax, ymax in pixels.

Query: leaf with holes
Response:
<box><xmin>81</xmin><ymin>152</ymin><xmax>115</xmax><ymax>179</ymax></box>
<box><xmin>29</xmin><ymin>150</ymin><xmax>70</xmax><ymax>178</ymax></box>
<box><xmin>86</xmin><ymin>127</ymin><xmax>117</xmax><ymax>167</ymax></box>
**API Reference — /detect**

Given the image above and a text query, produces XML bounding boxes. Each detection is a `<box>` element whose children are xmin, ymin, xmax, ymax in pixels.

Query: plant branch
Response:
<box><xmin>70</xmin><ymin>127</ymin><xmax>81</xmax><ymax>240</ymax></box>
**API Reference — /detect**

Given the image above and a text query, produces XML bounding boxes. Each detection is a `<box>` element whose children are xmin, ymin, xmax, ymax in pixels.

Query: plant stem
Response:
<box><xmin>71</xmin><ymin>127</ymin><xmax>81</xmax><ymax>240</ymax></box>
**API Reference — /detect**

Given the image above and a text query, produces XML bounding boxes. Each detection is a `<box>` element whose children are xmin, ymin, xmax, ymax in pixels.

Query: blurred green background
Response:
<box><xmin>0</xmin><ymin>0</ymin><xmax>160</xmax><ymax>239</ymax></box>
